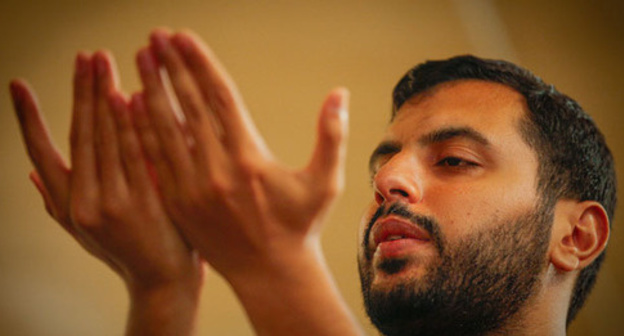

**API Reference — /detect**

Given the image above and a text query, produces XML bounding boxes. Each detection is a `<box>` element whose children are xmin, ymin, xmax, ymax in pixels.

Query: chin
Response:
<box><xmin>363</xmin><ymin>254</ymin><xmax>436</xmax><ymax>295</ymax></box>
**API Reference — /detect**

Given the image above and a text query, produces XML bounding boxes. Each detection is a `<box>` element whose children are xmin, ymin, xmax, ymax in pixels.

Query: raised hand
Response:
<box><xmin>10</xmin><ymin>51</ymin><xmax>203</xmax><ymax>336</ymax></box>
<box><xmin>135</xmin><ymin>29</ymin><xmax>361</xmax><ymax>335</ymax></box>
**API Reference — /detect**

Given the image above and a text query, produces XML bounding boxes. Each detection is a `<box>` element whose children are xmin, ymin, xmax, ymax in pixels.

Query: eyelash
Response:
<box><xmin>368</xmin><ymin>156</ymin><xmax>478</xmax><ymax>186</ymax></box>
<box><xmin>436</xmin><ymin>156</ymin><xmax>479</xmax><ymax>169</ymax></box>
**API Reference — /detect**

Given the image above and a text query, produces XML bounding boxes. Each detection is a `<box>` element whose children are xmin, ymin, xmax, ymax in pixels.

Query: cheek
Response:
<box><xmin>426</xmin><ymin>185</ymin><xmax>484</xmax><ymax>235</ymax></box>
<box><xmin>425</xmin><ymin>181</ymin><xmax>537</xmax><ymax>236</ymax></box>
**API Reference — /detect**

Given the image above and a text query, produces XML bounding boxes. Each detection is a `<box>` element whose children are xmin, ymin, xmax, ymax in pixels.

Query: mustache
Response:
<box><xmin>363</xmin><ymin>203</ymin><xmax>444</xmax><ymax>259</ymax></box>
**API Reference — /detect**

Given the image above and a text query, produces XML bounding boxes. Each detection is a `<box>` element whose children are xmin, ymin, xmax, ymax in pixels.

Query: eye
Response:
<box><xmin>436</xmin><ymin>156</ymin><xmax>478</xmax><ymax>168</ymax></box>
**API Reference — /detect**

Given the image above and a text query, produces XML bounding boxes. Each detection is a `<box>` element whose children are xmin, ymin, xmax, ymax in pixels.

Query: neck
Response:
<box><xmin>487</xmin><ymin>264</ymin><xmax>572</xmax><ymax>336</ymax></box>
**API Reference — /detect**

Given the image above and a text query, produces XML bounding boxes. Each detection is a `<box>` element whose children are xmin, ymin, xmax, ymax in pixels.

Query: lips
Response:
<box><xmin>371</xmin><ymin>216</ymin><xmax>431</xmax><ymax>249</ymax></box>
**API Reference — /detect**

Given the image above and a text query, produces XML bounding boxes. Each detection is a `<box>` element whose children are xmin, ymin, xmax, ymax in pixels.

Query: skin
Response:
<box><xmin>10</xmin><ymin>52</ymin><xmax>204</xmax><ymax>336</ymax></box>
<box><xmin>11</xmin><ymin>28</ymin><xmax>610</xmax><ymax>335</ymax></box>
<box><xmin>132</xmin><ymin>29</ymin><xmax>362</xmax><ymax>336</ymax></box>
<box><xmin>360</xmin><ymin>80</ymin><xmax>610</xmax><ymax>335</ymax></box>
<box><xmin>10</xmin><ymin>29</ymin><xmax>363</xmax><ymax>336</ymax></box>
<box><xmin>362</xmin><ymin>80</ymin><xmax>541</xmax><ymax>290</ymax></box>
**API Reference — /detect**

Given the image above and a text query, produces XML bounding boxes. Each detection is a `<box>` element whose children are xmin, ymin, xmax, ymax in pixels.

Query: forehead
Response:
<box><xmin>389</xmin><ymin>80</ymin><xmax>529</xmax><ymax>141</ymax></box>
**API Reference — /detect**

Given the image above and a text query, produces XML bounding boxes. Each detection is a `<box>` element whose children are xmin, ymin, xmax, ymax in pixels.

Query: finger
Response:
<box><xmin>150</xmin><ymin>29</ymin><xmax>224</xmax><ymax>168</ymax></box>
<box><xmin>306</xmin><ymin>88</ymin><xmax>349</xmax><ymax>195</ymax></box>
<box><xmin>69</xmin><ymin>53</ymin><xmax>99</xmax><ymax>208</ymax></box>
<box><xmin>170</xmin><ymin>31</ymin><xmax>265</xmax><ymax>153</ymax></box>
<box><xmin>93</xmin><ymin>51</ymin><xmax>128</xmax><ymax>197</ymax></box>
<box><xmin>108</xmin><ymin>91</ymin><xmax>153</xmax><ymax>194</ymax></box>
<box><xmin>136</xmin><ymin>47</ymin><xmax>195</xmax><ymax>184</ymax></box>
<box><xmin>10</xmin><ymin>79</ymin><xmax>70</xmax><ymax>214</ymax></box>
<box><xmin>130</xmin><ymin>92</ymin><xmax>176</xmax><ymax>199</ymax></box>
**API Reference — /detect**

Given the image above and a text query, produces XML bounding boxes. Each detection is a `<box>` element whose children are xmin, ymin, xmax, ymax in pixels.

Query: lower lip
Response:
<box><xmin>374</xmin><ymin>238</ymin><xmax>429</xmax><ymax>259</ymax></box>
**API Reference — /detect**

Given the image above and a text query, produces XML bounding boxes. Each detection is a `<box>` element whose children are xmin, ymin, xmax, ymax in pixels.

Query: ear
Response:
<box><xmin>550</xmin><ymin>200</ymin><xmax>610</xmax><ymax>272</ymax></box>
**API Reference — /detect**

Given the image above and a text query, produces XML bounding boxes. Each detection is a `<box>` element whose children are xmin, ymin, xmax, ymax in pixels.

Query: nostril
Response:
<box><xmin>390</xmin><ymin>188</ymin><xmax>409</xmax><ymax>198</ymax></box>
<box><xmin>375</xmin><ymin>192</ymin><xmax>385</xmax><ymax>205</ymax></box>
<box><xmin>375</xmin><ymin>187</ymin><xmax>411</xmax><ymax>205</ymax></box>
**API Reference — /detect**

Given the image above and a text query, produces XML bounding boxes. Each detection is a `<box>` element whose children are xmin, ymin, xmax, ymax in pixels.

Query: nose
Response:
<box><xmin>373</xmin><ymin>153</ymin><xmax>422</xmax><ymax>205</ymax></box>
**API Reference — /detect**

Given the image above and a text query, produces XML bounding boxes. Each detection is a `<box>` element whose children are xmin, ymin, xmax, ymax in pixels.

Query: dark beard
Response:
<box><xmin>359</xmin><ymin>202</ymin><xmax>553</xmax><ymax>336</ymax></box>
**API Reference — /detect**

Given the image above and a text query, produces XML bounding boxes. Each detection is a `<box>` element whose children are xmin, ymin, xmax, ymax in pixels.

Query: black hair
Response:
<box><xmin>391</xmin><ymin>55</ymin><xmax>617</xmax><ymax>325</ymax></box>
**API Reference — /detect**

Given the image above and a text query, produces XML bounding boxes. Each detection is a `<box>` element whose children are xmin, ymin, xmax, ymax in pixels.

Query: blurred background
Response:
<box><xmin>1</xmin><ymin>0</ymin><xmax>622</xmax><ymax>335</ymax></box>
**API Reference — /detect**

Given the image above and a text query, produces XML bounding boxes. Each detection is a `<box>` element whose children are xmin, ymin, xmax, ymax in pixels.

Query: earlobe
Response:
<box><xmin>550</xmin><ymin>201</ymin><xmax>610</xmax><ymax>272</ymax></box>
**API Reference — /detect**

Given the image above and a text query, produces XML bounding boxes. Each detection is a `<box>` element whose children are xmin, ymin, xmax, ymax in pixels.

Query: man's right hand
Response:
<box><xmin>134</xmin><ymin>29</ymin><xmax>362</xmax><ymax>335</ymax></box>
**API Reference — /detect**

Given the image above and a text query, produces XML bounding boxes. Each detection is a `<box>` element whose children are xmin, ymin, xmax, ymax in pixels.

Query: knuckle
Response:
<box><xmin>321</xmin><ymin>180</ymin><xmax>343</xmax><ymax>199</ymax></box>
<box><xmin>325</xmin><ymin>126</ymin><xmax>344</xmax><ymax>145</ymax></box>
<box><xmin>211</xmin><ymin>87</ymin><xmax>235</xmax><ymax>111</ymax></box>
<box><xmin>100</xmin><ymin>197</ymin><xmax>126</xmax><ymax>222</ymax></box>
<box><xmin>322</xmin><ymin>186</ymin><xmax>338</xmax><ymax>199</ymax></box>
<box><xmin>233</xmin><ymin>155</ymin><xmax>262</xmax><ymax>181</ymax></box>
<box><xmin>203</xmin><ymin>176</ymin><xmax>231</xmax><ymax>197</ymax></box>
<box><xmin>237</xmin><ymin>161</ymin><xmax>257</xmax><ymax>180</ymax></box>
<box><xmin>70</xmin><ymin>207</ymin><xmax>99</xmax><ymax>229</ymax></box>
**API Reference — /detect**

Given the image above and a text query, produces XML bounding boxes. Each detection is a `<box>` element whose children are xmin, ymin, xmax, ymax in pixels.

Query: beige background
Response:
<box><xmin>1</xmin><ymin>1</ymin><xmax>622</xmax><ymax>335</ymax></box>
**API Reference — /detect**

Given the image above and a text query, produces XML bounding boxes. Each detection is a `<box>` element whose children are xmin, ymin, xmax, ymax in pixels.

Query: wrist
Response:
<box><xmin>223</xmin><ymin>234</ymin><xmax>322</xmax><ymax>287</ymax></box>
<box><xmin>225</xmin><ymin>238</ymin><xmax>362</xmax><ymax>336</ymax></box>
<box><xmin>125</xmin><ymin>270</ymin><xmax>203</xmax><ymax>336</ymax></box>
<box><xmin>128</xmin><ymin>276</ymin><xmax>202</xmax><ymax>305</ymax></box>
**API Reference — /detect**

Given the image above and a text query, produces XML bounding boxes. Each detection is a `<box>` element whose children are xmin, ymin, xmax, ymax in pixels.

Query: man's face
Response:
<box><xmin>358</xmin><ymin>80</ymin><xmax>552</xmax><ymax>335</ymax></box>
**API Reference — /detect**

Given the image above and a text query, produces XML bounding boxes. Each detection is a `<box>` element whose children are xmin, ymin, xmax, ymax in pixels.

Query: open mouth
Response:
<box><xmin>372</xmin><ymin>216</ymin><xmax>431</xmax><ymax>247</ymax></box>
<box><xmin>367</xmin><ymin>216</ymin><xmax>433</xmax><ymax>262</ymax></box>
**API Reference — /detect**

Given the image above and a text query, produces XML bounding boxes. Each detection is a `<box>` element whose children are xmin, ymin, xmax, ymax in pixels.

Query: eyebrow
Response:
<box><xmin>418</xmin><ymin>126</ymin><xmax>491</xmax><ymax>147</ymax></box>
<box><xmin>368</xmin><ymin>126</ymin><xmax>491</xmax><ymax>173</ymax></box>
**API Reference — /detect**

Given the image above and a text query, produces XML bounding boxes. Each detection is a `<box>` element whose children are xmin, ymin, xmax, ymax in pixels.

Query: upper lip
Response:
<box><xmin>370</xmin><ymin>216</ymin><xmax>431</xmax><ymax>247</ymax></box>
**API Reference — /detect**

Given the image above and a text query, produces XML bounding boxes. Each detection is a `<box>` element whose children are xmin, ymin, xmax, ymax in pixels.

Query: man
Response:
<box><xmin>10</xmin><ymin>29</ymin><xmax>361</xmax><ymax>336</ymax></box>
<box><xmin>11</xmin><ymin>29</ymin><xmax>615</xmax><ymax>335</ymax></box>
<box><xmin>359</xmin><ymin>57</ymin><xmax>615</xmax><ymax>335</ymax></box>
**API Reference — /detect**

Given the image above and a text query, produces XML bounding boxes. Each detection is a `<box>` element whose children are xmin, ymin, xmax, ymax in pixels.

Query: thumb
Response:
<box><xmin>306</xmin><ymin>87</ymin><xmax>349</xmax><ymax>197</ymax></box>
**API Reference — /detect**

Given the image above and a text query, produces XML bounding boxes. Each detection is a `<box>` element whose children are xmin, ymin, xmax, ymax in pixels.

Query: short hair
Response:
<box><xmin>391</xmin><ymin>55</ymin><xmax>617</xmax><ymax>325</ymax></box>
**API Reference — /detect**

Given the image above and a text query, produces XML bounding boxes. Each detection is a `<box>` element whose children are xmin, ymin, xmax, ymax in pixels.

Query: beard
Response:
<box><xmin>358</xmin><ymin>201</ymin><xmax>553</xmax><ymax>336</ymax></box>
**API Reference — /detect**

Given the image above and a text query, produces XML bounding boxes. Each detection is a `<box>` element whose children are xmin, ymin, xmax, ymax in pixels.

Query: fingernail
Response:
<box><xmin>75</xmin><ymin>53</ymin><xmax>89</xmax><ymax>77</ymax></box>
<box><xmin>330</xmin><ymin>89</ymin><xmax>349</xmax><ymax>121</ymax></box>
<box><xmin>109</xmin><ymin>92</ymin><xmax>123</xmax><ymax>111</ymax></box>
<box><xmin>95</xmin><ymin>54</ymin><xmax>107</xmax><ymax>77</ymax></box>
<box><xmin>173</xmin><ymin>34</ymin><xmax>193</xmax><ymax>56</ymax></box>
<box><xmin>152</xmin><ymin>32</ymin><xmax>169</xmax><ymax>55</ymax></box>
<box><xmin>9</xmin><ymin>82</ymin><xmax>23</xmax><ymax>116</ymax></box>
<box><xmin>130</xmin><ymin>92</ymin><xmax>146</xmax><ymax>114</ymax></box>
<box><xmin>337</xmin><ymin>106</ymin><xmax>348</xmax><ymax>125</ymax></box>
<box><xmin>138</xmin><ymin>50</ymin><xmax>156</xmax><ymax>72</ymax></box>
